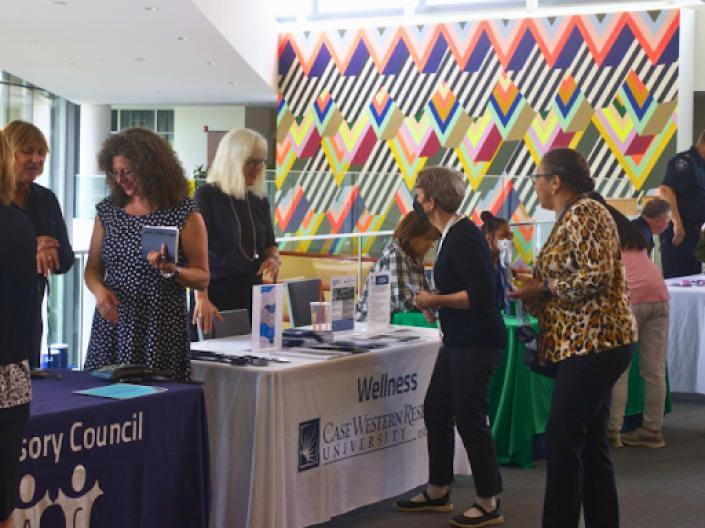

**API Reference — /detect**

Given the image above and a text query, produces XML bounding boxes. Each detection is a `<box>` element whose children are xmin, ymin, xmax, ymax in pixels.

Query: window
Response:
<box><xmin>110</xmin><ymin>108</ymin><xmax>175</xmax><ymax>144</ymax></box>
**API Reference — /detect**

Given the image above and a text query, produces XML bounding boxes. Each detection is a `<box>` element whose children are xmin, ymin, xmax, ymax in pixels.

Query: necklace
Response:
<box><xmin>229</xmin><ymin>193</ymin><xmax>259</xmax><ymax>262</ymax></box>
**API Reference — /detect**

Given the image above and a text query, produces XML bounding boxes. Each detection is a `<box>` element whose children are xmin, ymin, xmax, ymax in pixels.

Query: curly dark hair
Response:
<box><xmin>98</xmin><ymin>128</ymin><xmax>189</xmax><ymax>210</ymax></box>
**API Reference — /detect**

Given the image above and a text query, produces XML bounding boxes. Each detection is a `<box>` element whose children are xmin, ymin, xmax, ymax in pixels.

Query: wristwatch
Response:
<box><xmin>160</xmin><ymin>265</ymin><xmax>181</xmax><ymax>279</ymax></box>
<box><xmin>542</xmin><ymin>280</ymin><xmax>552</xmax><ymax>299</ymax></box>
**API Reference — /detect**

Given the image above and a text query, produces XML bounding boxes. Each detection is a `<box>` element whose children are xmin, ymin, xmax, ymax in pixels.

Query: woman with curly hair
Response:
<box><xmin>84</xmin><ymin>128</ymin><xmax>209</xmax><ymax>380</ymax></box>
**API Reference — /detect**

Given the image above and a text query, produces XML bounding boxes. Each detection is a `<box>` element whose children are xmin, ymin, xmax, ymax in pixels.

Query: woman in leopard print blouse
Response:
<box><xmin>511</xmin><ymin>148</ymin><xmax>637</xmax><ymax>528</ymax></box>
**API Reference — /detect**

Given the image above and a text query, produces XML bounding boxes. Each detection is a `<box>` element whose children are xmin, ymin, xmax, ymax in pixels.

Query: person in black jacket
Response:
<box><xmin>395</xmin><ymin>167</ymin><xmax>507</xmax><ymax>528</ymax></box>
<box><xmin>192</xmin><ymin>128</ymin><xmax>280</xmax><ymax>337</ymax></box>
<box><xmin>0</xmin><ymin>130</ymin><xmax>38</xmax><ymax>528</ymax></box>
<box><xmin>5</xmin><ymin>121</ymin><xmax>74</xmax><ymax>367</ymax></box>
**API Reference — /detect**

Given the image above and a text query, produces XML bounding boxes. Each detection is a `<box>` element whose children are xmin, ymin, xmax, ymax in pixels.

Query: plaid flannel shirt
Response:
<box><xmin>355</xmin><ymin>239</ymin><xmax>430</xmax><ymax>322</ymax></box>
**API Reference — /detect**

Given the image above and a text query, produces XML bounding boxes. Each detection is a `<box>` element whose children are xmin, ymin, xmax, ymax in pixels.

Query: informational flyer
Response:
<box><xmin>366</xmin><ymin>272</ymin><xmax>391</xmax><ymax>332</ymax></box>
<box><xmin>251</xmin><ymin>284</ymin><xmax>283</xmax><ymax>353</ymax></box>
<box><xmin>330</xmin><ymin>275</ymin><xmax>356</xmax><ymax>332</ymax></box>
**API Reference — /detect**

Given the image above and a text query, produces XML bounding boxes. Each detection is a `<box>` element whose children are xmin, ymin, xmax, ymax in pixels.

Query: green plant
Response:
<box><xmin>193</xmin><ymin>164</ymin><xmax>208</xmax><ymax>179</ymax></box>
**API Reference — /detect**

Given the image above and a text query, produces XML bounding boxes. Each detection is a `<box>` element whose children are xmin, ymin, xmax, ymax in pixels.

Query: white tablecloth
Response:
<box><xmin>191</xmin><ymin>327</ymin><xmax>470</xmax><ymax>528</ymax></box>
<box><xmin>666</xmin><ymin>274</ymin><xmax>705</xmax><ymax>394</ymax></box>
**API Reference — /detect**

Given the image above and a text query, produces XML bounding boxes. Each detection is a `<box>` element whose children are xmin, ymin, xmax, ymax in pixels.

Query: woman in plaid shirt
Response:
<box><xmin>355</xmin><ymin>211</ymin><xmax>438</xmax><ymax>321</ymax></box>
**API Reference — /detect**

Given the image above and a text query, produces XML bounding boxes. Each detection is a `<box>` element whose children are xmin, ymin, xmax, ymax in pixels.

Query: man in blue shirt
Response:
<box><xmin>658</xmin><ymin>130</ymin><xmax>705</xmax><ymax>278</ymax></box>
<box><xmin>632</xmin><ymin>198</ymin><xmax>671</xmax><ymax>256</ymax></box>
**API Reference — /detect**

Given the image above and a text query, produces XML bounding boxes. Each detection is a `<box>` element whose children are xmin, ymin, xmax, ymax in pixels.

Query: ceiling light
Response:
<box><xmin>145</xmin><ymin>6</ymin><xmax>159</xmax><ymax>11</ymax></box>
<box><xmin>52</xmin><ymin>1</ymin><xmax>69</xmax><ymax>5</ymax></box>
<box><xmin>229</xmin><ymin>81</ymin><xmax>238</xmax><ymax>85</ymax></box>
<box><xmin>177</xmin><ymin>36</ymin><xmax>188</xmax><ymax>41</ymax></box>
<box><xmin>134</xmin><ymin>58</ymin><xmax>146</xmax><ymax>62</ymax></box>
<box><xmin>206</xmin><ymin>61</ymin><xmax>215</xmax><ymax>66</ymax></box>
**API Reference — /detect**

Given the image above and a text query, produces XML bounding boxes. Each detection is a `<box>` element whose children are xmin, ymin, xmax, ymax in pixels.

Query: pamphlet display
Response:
<box><xmin>330</xmin><ymin>275</ymin><xmax>356</xmax><ymax>332</ymax></box>
<box><xmin>251</xmin><ymin>284</ymin><xmax>283</xmax><ymax>353</ymax></box>
<box><xmin>366</xmin><ymin>272</ymin><xmax>391</xmax><ymax>332</ymax></box>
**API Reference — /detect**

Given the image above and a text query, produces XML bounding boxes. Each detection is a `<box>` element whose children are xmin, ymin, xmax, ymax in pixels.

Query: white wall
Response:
<box><xmin>695</xmin><ymin>8</ymin><xmax>705</xmax><ymax>92</ymax></box>
<box><xmin>173</xmin><ymin>106</ymin><xmax>246</xmax><ymax>177</ymax></box>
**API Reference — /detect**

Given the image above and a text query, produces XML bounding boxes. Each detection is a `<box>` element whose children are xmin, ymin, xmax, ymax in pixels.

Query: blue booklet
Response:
<box><xmin>141</xmin><ymin>225</ymin><xmax>179</xmax><ymax>263</ymax></box>
<box><xmin>75</xmin><ymin>384</ymin><xmax>167</xmax><ymax>399</ymax></box>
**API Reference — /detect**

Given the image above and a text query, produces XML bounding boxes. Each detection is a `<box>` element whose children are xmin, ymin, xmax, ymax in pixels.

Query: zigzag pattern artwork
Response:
<box><xmin>276</xmin><ymin>10</ymin><xmax>679</xmax><ymax>260</ymax></box>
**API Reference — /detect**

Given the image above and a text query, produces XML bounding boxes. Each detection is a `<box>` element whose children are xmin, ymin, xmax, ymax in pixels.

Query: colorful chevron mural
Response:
<box><xmin>277</xmin><ymin>10</ymin><xmax>680</xmax><ymax>260</ymax></box>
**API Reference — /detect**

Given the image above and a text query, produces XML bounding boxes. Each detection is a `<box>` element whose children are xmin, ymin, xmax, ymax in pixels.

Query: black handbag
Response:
<box><xmin>517</xmin><ymin>324</ymin><xmax>558</xmax><ymax>379</ymax></box>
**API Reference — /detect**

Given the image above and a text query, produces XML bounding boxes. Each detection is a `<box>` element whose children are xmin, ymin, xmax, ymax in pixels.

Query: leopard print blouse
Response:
<box><xmin>535</xmin><ymin>198</ymin><xmax>637</xmax><ymax>363</ymax></box>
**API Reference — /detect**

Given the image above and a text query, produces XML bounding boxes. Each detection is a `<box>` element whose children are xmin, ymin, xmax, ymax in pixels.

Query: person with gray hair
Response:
<box><xmin>633</xmin><ymin>197</ymin><xmax>672</xmax><ymax>256</ymax></box>
<box><xmin>658</xmin><ymin>129</ymin><xmax>705</xmax><ymax>277</ymax></box>
<box><xmin>395</xmin><ymin>167</ymin><xmax>507</xmax><ymax>527</ymax></box>
<box><xmin>192</xmin><ymin>128</ymin><xmax>279</xmax><ymax>336</ymax></box>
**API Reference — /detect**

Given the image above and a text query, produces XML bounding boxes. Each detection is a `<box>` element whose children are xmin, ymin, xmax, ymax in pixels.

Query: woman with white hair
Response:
<box><xmin>192</xmin><ymin>128</ymin><xmax>279</xmax><ymax>334</ymax></box>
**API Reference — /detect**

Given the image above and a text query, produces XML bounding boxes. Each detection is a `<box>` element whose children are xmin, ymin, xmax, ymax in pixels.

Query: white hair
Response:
<box><xmin>207</xmin><ymin>128</ymin><xmax>268</xmax><ymax>199</ymax></box>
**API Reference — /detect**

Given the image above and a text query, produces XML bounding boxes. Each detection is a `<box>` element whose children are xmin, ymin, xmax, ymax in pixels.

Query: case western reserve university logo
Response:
<box><xmin>298</xmin><ymin>418</ymin><xmax>321</xmax><ymax>472</ymax></box>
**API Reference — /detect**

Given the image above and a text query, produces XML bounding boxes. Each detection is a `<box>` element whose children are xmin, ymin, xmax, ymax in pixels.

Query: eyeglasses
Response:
<box><xmin>528</xmin><ymin>172</ymin><xmax>554</xmax><ymax>182</ymax></box>
<box><xmin>245</xmin><ymin>159</ymin><xmax>266</xmax><ymax>168</ymax></box>
<box><xmin>108</xmin><ymin>169</ymin><xmax>134</xmax><ymax>180</ymax></box>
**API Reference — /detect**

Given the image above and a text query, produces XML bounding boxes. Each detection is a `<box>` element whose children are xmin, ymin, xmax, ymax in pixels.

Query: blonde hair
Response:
<box><xmin>4</xmin><ymin>120</ymin><xmax>50</xmax><ymax>157</ymax></box>
<box><xmin>0</xmin><ymin>131</ymin><xmax>15</xmax><ymax>205</ymax></box>
<box><xmin>207</xmin><ymin>128</ymin><xmax>268</xmax><ymax>199</ymax></box>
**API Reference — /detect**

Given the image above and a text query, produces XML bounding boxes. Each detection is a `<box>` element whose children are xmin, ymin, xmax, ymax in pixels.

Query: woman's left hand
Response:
<box><xmin>36</xmin><ymin>236</ymin><xmax>60</xmax><ymax>276</ymax></box>
<box><xmin>147</xmin><ymin>243</ymin><xmax>177</xmax><ymax>275</ymax></box>
<box><xmin>257</xmin><ymin>256</ymin><xmax>280</xmax><ymax>278</ymax></box>
<box><xmin>508</xmin><ymin>277</ymin><xmax>543</xmax><ymax>302</ymax></box>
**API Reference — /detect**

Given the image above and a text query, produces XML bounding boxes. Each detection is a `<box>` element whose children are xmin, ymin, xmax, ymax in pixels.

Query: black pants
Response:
<box><xmin>424</xmin><ymin>346</ymin><xmax>503</xmax><ymax>498</ymax></box>
<box><xmin>660</xmin><ymin>225</ymin><xmax>701</xmax><ymax>279</ymax></box>
<box><xmin>543</xmin><ymin>344</ymin><xmax>634</xmax><ymax>528</ymax></box>
<box><xmin>0</xmin><ymin>403</ymin><xmax>30</xmax><ymax>521</ymax></box>
<box><xmin>189</xmin><ymin>274</ymin><xmax>261</xmax><ymax>341</ymax></box>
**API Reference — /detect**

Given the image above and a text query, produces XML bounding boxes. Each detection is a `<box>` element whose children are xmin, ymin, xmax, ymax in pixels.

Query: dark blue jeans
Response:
<box><xmin>543</xmin><ymin>344</ymin><xmax>634</xmax><ymax>528</ymax></box>
<box><xmin>424</xmin><ymin>346</ymin><xmax>503</xmax><ymax>497</ymax></box>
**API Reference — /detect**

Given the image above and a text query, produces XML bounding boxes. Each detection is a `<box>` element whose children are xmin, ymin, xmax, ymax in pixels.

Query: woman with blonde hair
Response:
<box><xmin>192</xmin><ymin>128</ymin><xmax>279</xmax><ymax>335</ymax></box>
<box><xmin>0</xmin><ymin>130</ymin><xmax>39</xmax><ymax>528</ymax></box>
<box><xmin>4</xmin><ymin>120</ymin><xmax>74</xmax><ymax>367</ymax></box>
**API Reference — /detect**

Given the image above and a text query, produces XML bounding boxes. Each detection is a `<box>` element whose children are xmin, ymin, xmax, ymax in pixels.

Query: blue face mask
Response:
<box><xmin>413</xmin><ymin>197</ymin><xmax>429</xmax><ymax>223</ymax></box>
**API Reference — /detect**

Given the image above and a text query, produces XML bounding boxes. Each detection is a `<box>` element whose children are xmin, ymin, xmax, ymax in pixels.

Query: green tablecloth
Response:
<box><xmin>392</xmin><ymin>311</ymin><xmax>672</xmax><ymax>468</ymax></box>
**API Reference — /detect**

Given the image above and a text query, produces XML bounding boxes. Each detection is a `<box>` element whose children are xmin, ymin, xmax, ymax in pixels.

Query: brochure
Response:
<box><xmin>141</xmin><ymin>225</ymin><xmax>179</xmax><ymax>263</ymax></box>
<box><xmin>330</xmin><ymin>275</ymin><xmax>356</xmax><ymax>332</ymax></box>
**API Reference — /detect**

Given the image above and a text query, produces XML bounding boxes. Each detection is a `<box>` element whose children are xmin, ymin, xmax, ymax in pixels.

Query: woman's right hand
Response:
<box><xmin>96</xmin><ymin>287</ymin><xmax>120</xmax><ymax>324</ymax></box>
<box><xmin>192</xmin><ymin>296</ymin><xmax>223</xmax><ymax>335</ymax></box>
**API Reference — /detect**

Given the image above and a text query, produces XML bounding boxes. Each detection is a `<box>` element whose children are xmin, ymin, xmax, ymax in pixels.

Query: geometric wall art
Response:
<box><xmin>276</xmin><ymin>10</ymin><xmax>679</xmax><ymax>257</ymax></box>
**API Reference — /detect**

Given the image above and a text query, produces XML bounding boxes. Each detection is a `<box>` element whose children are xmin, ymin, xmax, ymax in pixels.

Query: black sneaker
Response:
<box><xmin>450</xmin><ymin>500</ymin><xmax>504</xmax><ymax>527</ymax></box>
<box><xmin>395</xmin><ymin>490</ymin><xmax>453</xmax><ymax>513</ymax></box>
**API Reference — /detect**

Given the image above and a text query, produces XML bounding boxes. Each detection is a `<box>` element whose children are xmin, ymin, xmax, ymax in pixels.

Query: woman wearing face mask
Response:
<box><xmin>480</xmin><ymin>211</ymin><xmax>513</xmax><ymax>314</ymax></box>
<box><xmin>395</xmin><ymin>167</ymin><xmax>507</xmax><ymax>527</ymax></box>
<box><xmin>4</xmin><ymin>121</ymin><xmax>74</xmax><ymax>368</ymax></box>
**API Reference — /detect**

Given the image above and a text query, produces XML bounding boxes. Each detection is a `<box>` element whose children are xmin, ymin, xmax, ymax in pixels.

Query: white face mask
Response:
<box><xmin>497</xmin><ymin>239</ymin><xmax>513</xmax><ymax>269</ymax></box>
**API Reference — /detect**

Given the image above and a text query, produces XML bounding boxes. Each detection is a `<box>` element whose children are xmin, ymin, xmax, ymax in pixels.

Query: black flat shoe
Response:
<box><xmin>450</xmin><ymin>500</ymin><xmax>504</xmax><ymax>527</ymax></box>
<box><xmin>395</xmin><ymin>490</ymin><xmax>453</xmax><ymax>513</ymax></box>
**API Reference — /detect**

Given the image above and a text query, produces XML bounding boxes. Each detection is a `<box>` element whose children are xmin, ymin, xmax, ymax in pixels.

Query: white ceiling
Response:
<box><xmin>0</xmin><ymin>0</ymin><xmax>278</xmax><ymax>105</ymax></box>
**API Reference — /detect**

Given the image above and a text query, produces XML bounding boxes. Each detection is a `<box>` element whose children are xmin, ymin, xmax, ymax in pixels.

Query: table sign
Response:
<box><xmin>366</xmin><ymin>272</ymin><xmax>391</xmax><ymax>332</ymax></box>
<box><xmin>330</xmin><ymin>275</ymin><xmax>356</xmax><ymax>332</ymax></box>
<box><xmin>252</xmin><ymin>284</ymin><xmax>283</xmax><ymax>353</ymax></box>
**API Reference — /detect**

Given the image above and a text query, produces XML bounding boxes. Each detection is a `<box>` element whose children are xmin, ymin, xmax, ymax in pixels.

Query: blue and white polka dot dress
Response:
<box><xmin>84</xmin><ymin>198</ymin><xmax>195</xmax><ymax>380</ymax></box>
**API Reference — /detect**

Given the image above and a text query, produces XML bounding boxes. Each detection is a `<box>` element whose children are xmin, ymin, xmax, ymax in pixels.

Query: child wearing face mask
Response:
<box><xmin>480</xmin><ymin>211</ymin><xmax>514</xmax><ymax>314</ymax></box>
